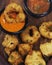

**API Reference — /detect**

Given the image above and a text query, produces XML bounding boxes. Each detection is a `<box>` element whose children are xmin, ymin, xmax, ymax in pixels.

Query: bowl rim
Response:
<box><xmin>24</xmin><ymin>0</ymin><xmax>52</xmax><ymax>18</ymax></box>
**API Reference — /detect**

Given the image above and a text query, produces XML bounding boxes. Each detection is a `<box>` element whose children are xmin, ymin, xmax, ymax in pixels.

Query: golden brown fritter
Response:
<box><xmin>40</xmin><ymin>40</ymin><xmax>52</xmax><ymax>56</ymax></box>
<box><xmin>8</xmin><ymin>51</ymin><xmax>23</xmax><ymax>65</ymax></box>
<box><xmin>25</xmin><ymin>51</ymin><xmax>46</xmax><ymax>65</ymax></box>
<box><xmin>4</xmin><ymin>47</ymin><xmax>11</xmax><ymax>55</ymax></box>
<box><xmin>39</xmin><ymin>21</ymin><xmax>52</xmax><ymax>39</ymax></box>
<box><xmin>4</xmin><ymin>3</ymin><xmax>25</xmax><ymax>23</ymax></box>
<box><xmin>2</xmin><ymin>34</ymin><xmax>19</xmax><ymax>50</ymax></box>
<box><xmin>18</xmin><ymin>44</ymin><xmax>32</xmax><ymax>56</ymax></box>
<box><xmin>21</xmin><ymin>26</ymin><xmax>40</xmax><ymax>44</ymax></box>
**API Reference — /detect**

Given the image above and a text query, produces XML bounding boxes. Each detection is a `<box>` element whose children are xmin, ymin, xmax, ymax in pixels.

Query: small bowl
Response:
<box><xmin>24</xmin><ymin>0</ymin><xmax>52</xmax><ymax>18</ymax></box>
<box><xmin>0</xmin><ymin>16</ymin><xmax>28</xmax><ymax>35</ymax></box>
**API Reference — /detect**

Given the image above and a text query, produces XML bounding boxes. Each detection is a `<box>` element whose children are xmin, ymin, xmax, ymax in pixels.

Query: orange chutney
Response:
<box><xmin>28</xmin><ymin>0</ymin><xmax>50</xmax><ymax>14</ymax></box>
<box><xmin>0</xmin><ymin>14</ymin><xmax>25</xmax><ymax>32</ymax></box>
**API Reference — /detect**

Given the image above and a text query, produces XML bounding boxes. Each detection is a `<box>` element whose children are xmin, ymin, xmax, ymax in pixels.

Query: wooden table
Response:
<box><xmin>0</xmin><ymin>0</ymin><xmax>52</xmax><ymax>65</ymax></box>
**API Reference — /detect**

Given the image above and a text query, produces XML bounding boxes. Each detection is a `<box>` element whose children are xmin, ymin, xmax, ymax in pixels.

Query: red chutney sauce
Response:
<box><xmin>27</xmin><ymin>0</ymin><xmax>50</xmax><ymax>14</ymax></box>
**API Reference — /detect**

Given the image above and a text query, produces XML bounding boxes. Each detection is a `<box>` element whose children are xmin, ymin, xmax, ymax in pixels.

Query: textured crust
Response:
<box><xmin>18</xmin><ymin>44</ymin><xmax>32</xmax><ymax>56</ymax></box>
<box><xmin>40</xmin><ymin>40</ymin><xmax>52</xmax><ymax>56</ymax></box>
<box><xmin>4</xmin><ymin>3</ymin><xmax>25</xmax><ymax>23</ymax></box>
<box><xmin>8</xmin><ymin>51</ymin><xmax>23</xmax><ymax>65</ymax></box>
<box><xmin>4</xmin><ymin>47</ymin><xmax>11</xmax><ymax>55</ymax></box>
<box><xmin>25</xmin><ymin>51</ymin><xmax>46</xmax><ymax>65</ymax></box>
<box><xmin>39</xmin><ymin>21</ymin><xmax>52</xmax><ymax>39</ymax></box>
<box><xmin>2</xmin><ymin>34</ymin><xmax>19</xmax><ymax>50</ymax></box>
<box><xmin>21</xmin><ymin>26</ymin><xmax>40</xmax><ymax>44</ymax></box>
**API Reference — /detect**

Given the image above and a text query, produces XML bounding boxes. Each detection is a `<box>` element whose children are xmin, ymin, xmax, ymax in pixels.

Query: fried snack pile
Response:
<box><xmin>1</xmin><ymin>6</ymin><xmax>52</xmax><ymax>65</ymax></box>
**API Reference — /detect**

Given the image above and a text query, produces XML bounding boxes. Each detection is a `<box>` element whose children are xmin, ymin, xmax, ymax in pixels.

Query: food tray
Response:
<box><xmin>0</xmin><ymin>0</ymin><xmax>52</xmax><ymax>65</ymax></box>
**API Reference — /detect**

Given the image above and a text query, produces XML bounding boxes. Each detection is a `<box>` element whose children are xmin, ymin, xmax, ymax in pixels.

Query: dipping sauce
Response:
<box><xmin>0</xmin><ymin>14</ymin><xmax>25</xmax><ymax>32</ymax></box>
<box><xmin>27</xmin><ymin>0</ymin><xmax>50</xmax><ymax>14</ymax></box>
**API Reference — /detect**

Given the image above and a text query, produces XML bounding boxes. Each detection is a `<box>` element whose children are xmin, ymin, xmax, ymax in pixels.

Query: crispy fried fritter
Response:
<box><xmin>8</xmin><ymin>51</ymin><xmax>23</xmax><ymax>65</ymax></box>
<box><xmin>21</xmin><ymin>26</ymin><xmax>40</xmax><ymax>44</ymax></box>
<box><xmin>18</xmin><ymin>44</ymin><xmax>32</xmax><ymax>56</ymax></box>
<box><xmin>4</xmin><ymin>3</ymin><xmax>25</xmax><ymax>23</ymax></box>
<box><xmin>40</xmin><ymin>40</ymin><xmax>52</xmax><ymax>56</ymax></box>
<box><xmin>2</xmin><ymin>34</ymin><xmax>19</xmax><ymax>50</ymax></box>
<box><xmin>25</xmin><ymin>51</ymin><xmax>46</xmax><ymax>65</ymax></box>
<box><xmin>39</xmin><ymin>21</ymin><xmax>52</xmax><ymax>39</ymax></box>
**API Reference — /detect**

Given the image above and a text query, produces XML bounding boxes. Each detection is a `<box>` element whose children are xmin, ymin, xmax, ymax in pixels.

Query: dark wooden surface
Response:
<box><xmin>0</xmin><ymin>0</ymin><xmax>52</xmax><ymax>65</ymax></box>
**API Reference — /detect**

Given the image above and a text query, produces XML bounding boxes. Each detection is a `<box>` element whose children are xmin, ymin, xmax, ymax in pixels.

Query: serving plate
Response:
<box><xmin>0</xmin><ymin>0</ymin><xmax>52</xmax><ymax>65</ymax></box>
